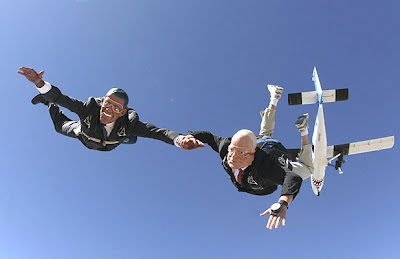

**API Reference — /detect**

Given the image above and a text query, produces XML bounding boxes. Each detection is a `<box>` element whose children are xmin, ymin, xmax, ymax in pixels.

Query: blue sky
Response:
<box><xmin>1</xmin><ymin>0</ymin><xmax>399</xmax><ymax>258</ymax></box>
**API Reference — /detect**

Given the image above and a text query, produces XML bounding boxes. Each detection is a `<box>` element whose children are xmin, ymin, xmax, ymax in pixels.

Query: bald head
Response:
<box><xmin>232</xmin><ymin>129</ymin><xmax>257</xmax><ymax>152</ymax></box>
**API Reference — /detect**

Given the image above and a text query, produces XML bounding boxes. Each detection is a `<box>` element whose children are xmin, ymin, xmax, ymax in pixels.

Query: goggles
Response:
<box><xmin>228</xmin><ymin>145</ymin><xmax>255</xmax><ymax>158</ymax></box>
<box><xmin>102</xmin><ymin>96</ymin><xmax>125</xmax><ymax>114</ymax></box>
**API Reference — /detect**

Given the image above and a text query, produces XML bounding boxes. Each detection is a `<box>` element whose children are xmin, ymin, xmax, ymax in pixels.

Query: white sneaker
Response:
<box><xmin>295</xmin><ymin>113</ymin><xmax>309</xmax><ymax>132</ymax></box>
<box><xmin>267</xmin><ymin>84</ymin><xmax>284</xmax><ymax>100</ymax></box>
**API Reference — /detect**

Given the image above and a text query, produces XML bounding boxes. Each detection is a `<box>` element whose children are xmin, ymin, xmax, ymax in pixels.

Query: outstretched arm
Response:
<box><xmin>18</xmin><ymin>66</ymin><xmax>88</xmax><ymax>115</ymax></box>
<box><xmin>132</xmin><ymin>121</ymin><xmax>205</xmax><ymax>150</ymax></box>
<box><xmin>189</xmin><ymin>131</ymin><xmax>229</xmax><ymax>154</ymax></box>
<box><xmin>132</xmin><ymin>121</ymin><xmax>180</xmax><ymax>145</ymax></box>
<box><xmin>258</xmin><ymin>172</ymin><xmax>302</xmax><ymax>230</ymax></box>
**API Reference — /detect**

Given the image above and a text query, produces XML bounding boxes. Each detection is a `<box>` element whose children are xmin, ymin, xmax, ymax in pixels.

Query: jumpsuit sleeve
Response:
<box><xmin>131</xmin><ymin>120</ymin><xmax>181</xmax><ymax>146</ymax></box>
<box><xmin>189</xmin><ymin>131</ymin><xmax>231</xmax><ymax>158</ymax></box>
<box><xmin>42</xmin><ymin>84</ymin><xmax>88</xmax><ymax>117</ymax></box>
<box><xmin>280</xmin><ymin>172</ymin><xmax>303</xmax><ymax>200</ymax></box>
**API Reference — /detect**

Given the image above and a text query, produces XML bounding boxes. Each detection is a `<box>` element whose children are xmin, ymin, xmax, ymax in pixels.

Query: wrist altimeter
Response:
<box><xmin>270</xmin><ymin>200</ymin><xmax>289</xmax><ymax>216</ymax></box>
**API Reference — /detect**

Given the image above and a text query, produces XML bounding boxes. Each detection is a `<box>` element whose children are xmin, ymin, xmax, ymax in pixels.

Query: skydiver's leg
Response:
<box><xmin>259</xmin><ymin>85</ymin><xmax>283</xmax><ymax>137</ymax></box>
<box><xmin>291</xmin><ymin>113</ymin><xmax>314</xmax><ymax>180</ymax></box>
<box><xmin>31</xmin><ymin>94</ymin><xmax>79</xmax><ymax>139</ymax></box>
<box><xmin>291</xmin><ymin>144</ymin><xmax>313</xmax><ymax>180</ymax></box>
<box><xmin>48</xmin><ymin>104</ymin><xmax>79</xmax><ymax>139</ymax></box>
<box><xmin>259</xmin><ymin>108</ymin><xmax>275</xmax><ymax>137</ymax></box>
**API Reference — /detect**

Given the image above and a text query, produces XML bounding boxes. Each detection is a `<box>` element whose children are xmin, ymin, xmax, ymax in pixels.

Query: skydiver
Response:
<box><xmin>189</xmin><ymin>85</ymin><xmax>314</xmax><ymax>230</ymax></box>
<box><xmin>18</xmin><ymin>66</ymin><xmax>205</xmax><ymax>151</ymax></box>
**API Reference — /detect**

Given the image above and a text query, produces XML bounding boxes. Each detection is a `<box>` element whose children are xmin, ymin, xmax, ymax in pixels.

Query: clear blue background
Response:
<box><xmin>1</xmin><ymin>0</ymin><xmax>399</xmax><ymax>258</ymax></box>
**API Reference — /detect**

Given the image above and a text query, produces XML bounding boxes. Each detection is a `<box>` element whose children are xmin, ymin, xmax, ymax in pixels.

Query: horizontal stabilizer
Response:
<box><xmin>288</xmin><ymin>88</ymin><xmax>348</xmax><ymax>105</ymax></box>
<box><xmin>327</xmin><ymin>136</ymin><xmax>394</xmax><ymax>158</ymax></box>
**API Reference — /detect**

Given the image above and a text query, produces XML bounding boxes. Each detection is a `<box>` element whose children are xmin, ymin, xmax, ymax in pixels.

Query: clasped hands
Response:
<box><xmin>176</xmin><ymin>135</ymin><xmax>205</xmax><ymax>151</ymax></box>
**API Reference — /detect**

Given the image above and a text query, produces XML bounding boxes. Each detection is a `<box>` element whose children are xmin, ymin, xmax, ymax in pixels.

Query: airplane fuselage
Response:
<box><xmin>311</xmin><ymin>103</ymin><xmax>328</xmax><ymax>195</ymax></box>
<box><xmin>310</xmin><ymin>67</ymin><xmax>329</xmax><ymax>196</ymax></box>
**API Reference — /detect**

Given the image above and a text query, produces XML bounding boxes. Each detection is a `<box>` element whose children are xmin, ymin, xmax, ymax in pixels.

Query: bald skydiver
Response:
<box><xmin>18</xmin><ymin>66</ymin><xmax>204</xmax><ymax>151</ymax></box>
<box><xmin>189</xmin><ymin>85</ymin><xmax>314</xmax><ymax>230</ymax></box>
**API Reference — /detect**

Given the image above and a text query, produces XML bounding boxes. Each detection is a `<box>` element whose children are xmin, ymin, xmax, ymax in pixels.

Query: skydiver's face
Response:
<box><xmin>227</xmin><ymin>135</ymin><xmax>255</xmax><ymax>169</ymax></box>
<box><xmin>99</xmin><ymin>94</ymin><xmax>127</xmax><ymax>124</ymax></box>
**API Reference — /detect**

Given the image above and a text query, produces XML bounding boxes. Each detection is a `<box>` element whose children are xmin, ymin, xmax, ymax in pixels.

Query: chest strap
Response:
<box><xmin>80</xmin><ymin>131</ymin><xmax>120</xmax><ymax>146</ymax></box>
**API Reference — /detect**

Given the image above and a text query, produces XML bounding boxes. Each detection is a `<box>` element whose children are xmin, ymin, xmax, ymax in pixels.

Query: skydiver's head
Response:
<box><xmin>99</xmin><ymin>88</ymin><xmax>129</xmax><ymax>124</ymax></box>
<box><xmin>227</xmin><ymin>129</ymin><xmax>257</xmax><ymax>169</ymax></box>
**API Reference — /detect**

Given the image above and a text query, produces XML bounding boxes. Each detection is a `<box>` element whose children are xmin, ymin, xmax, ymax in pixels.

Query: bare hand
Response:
<box><xmin>260</xmin><ymin>205</ymin><xmax>287</xmax><ymax>230</ymax></box>
<box><xmin>177</xmin><ymin>135</ymin><xmax>206</xmax><ymax>151</ymax></box>
<box><xmin>18</xmin><ymin>67</ymin><xmax>45</xmax><ymax>86</ymax></box>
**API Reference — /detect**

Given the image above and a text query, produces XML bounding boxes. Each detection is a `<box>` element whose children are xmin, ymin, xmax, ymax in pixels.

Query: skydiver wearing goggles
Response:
<box><xmin>19</xmin><ymin>66</ymin><xmax>205</xmax><ymax>151</ymax></box>
<box><xmin>189</xmin><ymin>85</ymin><xmax>314</xmax><ymax>230</ymax></box>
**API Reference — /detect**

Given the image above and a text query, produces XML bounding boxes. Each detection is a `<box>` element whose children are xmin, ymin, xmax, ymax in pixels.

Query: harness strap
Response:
<box><xmin>287</xmin><ymin>161</ymin><xmax>293</xmax><ymax>171</ymax></box>
<box><xmin>80</xmin><ymin>131</ymin><xmax>120</xmax><ymax>146</ymax></box>
<box><xmin>257</xmin><ymin>135</ymin><xmax>280</xmax><ymax>144</ymax></box>
<box><xmin>257</xmin><ymin>136</ymin><xmax>293</xmax><ymax>171</ymax></box>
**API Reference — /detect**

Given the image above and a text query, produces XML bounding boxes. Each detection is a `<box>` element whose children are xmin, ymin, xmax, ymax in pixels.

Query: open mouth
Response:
<box><xmin>103</xmin><ymin>112</ymin><xmax>112</xmax><ymax>117</ymax></box>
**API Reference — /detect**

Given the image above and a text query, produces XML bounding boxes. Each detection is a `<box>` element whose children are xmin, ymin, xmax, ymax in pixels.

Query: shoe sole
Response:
<box><xmin>295</xmin><ymin>114</ymin><xmax>309</xmax><ymax>129</ymax></box>
<box><xmin>267</xmin><ymin>85</ymin><xmax>283</xmax><ymax>98</ymax></box>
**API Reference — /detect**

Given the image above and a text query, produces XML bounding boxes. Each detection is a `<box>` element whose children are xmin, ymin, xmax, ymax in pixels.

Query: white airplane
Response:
<box><xmin>287</xmin><ymin>67</ymin><xmax>395</xmax><ymax>196</ymax></box>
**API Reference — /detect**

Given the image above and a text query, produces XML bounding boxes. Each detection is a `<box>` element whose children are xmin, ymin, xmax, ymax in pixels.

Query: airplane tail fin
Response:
<box><xmin>288</xmin><ymin>88</ymin><xmax>348</xmax><ymax>105</ymax></box>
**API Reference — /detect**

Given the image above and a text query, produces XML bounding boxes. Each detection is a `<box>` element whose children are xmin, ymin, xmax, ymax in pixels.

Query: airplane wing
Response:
<box><xmin>326</xmin><ymin>136</ymin><xmax>394</xmax><ymax>158</ymax></box>
<box><xmin>288</xmin><ymin>89</ymin><xmax>348</xmax><ymax>105</ymax></box>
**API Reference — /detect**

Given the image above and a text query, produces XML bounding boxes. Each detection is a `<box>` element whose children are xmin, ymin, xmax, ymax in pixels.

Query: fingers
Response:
<box><xmin>275</xmin><ymin>217</ymin><xmax>281</xmax><ymax>229</ymax></box>
<box><xmin>179</xmin><ymin>135</ymin><xmax>205</xmax><ymax>150</ymax></box>
<box><xmin>197</xmin><ymin>140</ymin><xmax>206</xmax><ymax>147</ymax></box>
<box><xmin>18</xmin><ymin>67</ymin><xmax>28</xmax><ymax>75</ymax></box>
<box><xmin>38</xmin><ymin>70</ymin><xmax>44</xmax><ymax>78</ymax></box>
<box><xmin>18</xmin><ymin>66</ymin><xmax>39</xmax><ymax>75</ymax></box>
<box><xmin>266</xmin><ymin>215</ymin><xmax>281</xmax><ymax>230</ymax></box>
<box><xmin>183</xmin><ymin>139</ymin><xmax>197</xmax><ymax>150</ymax></box>
<box><xmin>185</xmin><ymin>138</ymin><xmax>196</xmax><ymax>146</ymax></box>
<box><xmin>267</xmin><ymin>215</ymin><xmax>276</xmax><ymax>229</ymax></box>
<box><xmin>261</xmin><ymin>208</ymin><xmax>285</xmax><ymax>230</ymax></box>
<box><xmin>18</xmin><ymin>66</ymin><xmax>32</xmax><ymax>73</ymax></box>
<box><xmin>260</xmin><ymin>209</ymin><xmax>270</xmax><ymax>217</ymax></box>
